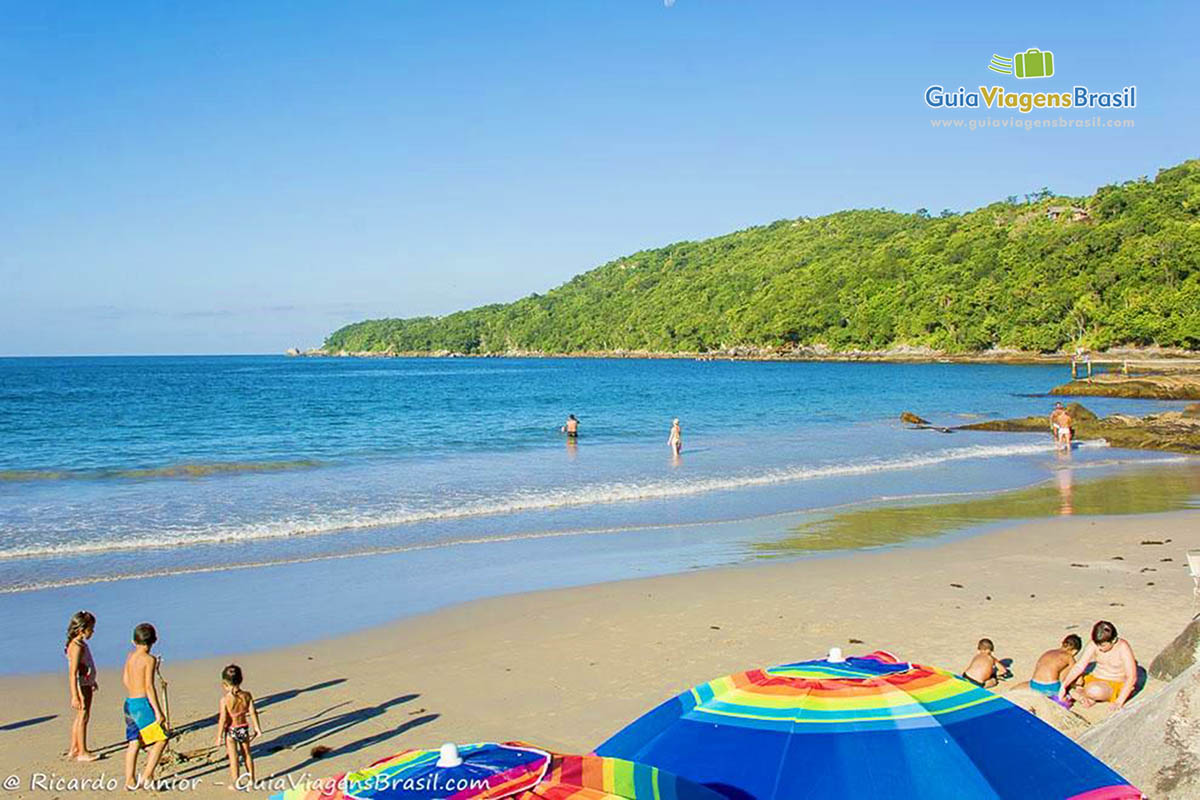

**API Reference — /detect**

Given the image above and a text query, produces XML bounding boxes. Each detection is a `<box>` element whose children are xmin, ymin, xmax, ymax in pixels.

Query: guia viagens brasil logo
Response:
<box><xmin>925</xmin><ymin>48</ymin><xmax>1135</xmax><ymax>113</ymax></box>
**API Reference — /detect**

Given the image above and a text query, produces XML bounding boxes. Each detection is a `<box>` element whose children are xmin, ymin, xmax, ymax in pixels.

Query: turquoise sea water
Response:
<box><xmin>0</xmin><ymin>356</ymin><xmax>1193</xmax><ymax>672</ymax></box>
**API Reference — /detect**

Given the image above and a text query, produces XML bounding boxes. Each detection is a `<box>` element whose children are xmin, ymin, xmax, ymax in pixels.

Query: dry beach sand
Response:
<box><xmin>1</xmin><ymin>510</ymin><xmax>1197</xmax><ymax>798</ymax></box>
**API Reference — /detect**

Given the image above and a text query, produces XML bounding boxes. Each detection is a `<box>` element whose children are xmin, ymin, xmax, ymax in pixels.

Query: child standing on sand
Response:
<box><xmin>122</xmin><ymin>623</ymin><xmax>169</xmax><ymax>791</ymax></box>
<box><xmin>65</xmin><ymin>610</ymin><xmax>99</xmax><ymax>762</ymax></box>
<box><xmin>216</xmin><ymin>664</ymin><xmax>262</xmax><ymax>790</ymax></box>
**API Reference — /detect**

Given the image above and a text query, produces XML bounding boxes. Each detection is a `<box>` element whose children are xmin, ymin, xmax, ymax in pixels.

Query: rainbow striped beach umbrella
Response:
<box><xmin>595</xmin><ymin>651</ymin><xmax>1142</xmax><ymax>800</ymax></box>
<box><xmin>509</xmin><ymin>749</ymin><xmax>727</xmax><ymax>800</ymax></box>
<box><xmin>269</xmin><ymin>742</ymin><xmax>551</xmax><ymax>800</ymax></box>
<box><xmin>270</xmin><ymin>742</ymin><xmax>725</xmax><ymax>800</ymax></box>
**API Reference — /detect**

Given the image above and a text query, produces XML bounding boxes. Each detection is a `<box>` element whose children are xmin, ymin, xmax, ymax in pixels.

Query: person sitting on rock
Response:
<box><xmin>1059</xmin><ymin>621</ymin><xmax>1138</xmax><ymax>710</ymax></box>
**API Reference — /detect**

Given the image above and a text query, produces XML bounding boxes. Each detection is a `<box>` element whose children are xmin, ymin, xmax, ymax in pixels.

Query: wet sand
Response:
<box><xmin>0</xmin><ymin>510</ymin><xmax>1196</xmax><ymax>797</ymax></box>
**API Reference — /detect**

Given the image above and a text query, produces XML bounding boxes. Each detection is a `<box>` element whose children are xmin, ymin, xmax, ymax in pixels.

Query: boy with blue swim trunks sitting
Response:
<box><xmin>122</xmin><ymin>623</ymin><xmax>168</xmax><ymax>790</ymax></box>
<box><xmin>1030</xmin><ymin>634</ymin><xmax>1083</xmax><ymax>704</ymax></box>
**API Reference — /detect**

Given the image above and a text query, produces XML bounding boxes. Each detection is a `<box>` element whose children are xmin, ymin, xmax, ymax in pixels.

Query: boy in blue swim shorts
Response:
<box><xmin>1030</xmin><ymin>634</ymin><xmax>1083</xmax><ymax>702</ymax></box>
<box><xmin>122</xmin><ymin>623</ymin><xmax>168</xmax><ymax>790</ymax></box>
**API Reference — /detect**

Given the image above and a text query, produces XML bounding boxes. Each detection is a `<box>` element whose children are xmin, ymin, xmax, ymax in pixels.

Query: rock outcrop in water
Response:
<box><xmin>954</xmin><ymin>403</ymin><xmax>1200</xmax><ymax>454</ymax></box>
<box><xmin>1051</xmin><ymin>373</ymin><xmax>1200</xmax><ymax>400</ymax></box>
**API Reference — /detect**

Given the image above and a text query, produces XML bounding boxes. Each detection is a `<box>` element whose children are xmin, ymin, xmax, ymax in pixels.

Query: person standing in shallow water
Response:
<box><xmin>668</xmin><ymin>418</ymin><xmax>682</xmax><ymax>456</ymax></box>
<box><xmin>561</xmin><ymin>414</ymin><xmax>579</xmax><ymax>438</ymax></box>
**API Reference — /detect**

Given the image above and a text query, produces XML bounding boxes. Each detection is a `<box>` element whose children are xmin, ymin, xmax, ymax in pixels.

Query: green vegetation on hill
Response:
<box><xmin>326</xmin><ymin>160</ymin><xmax>1200</xmax><ymax>355</ymax></box>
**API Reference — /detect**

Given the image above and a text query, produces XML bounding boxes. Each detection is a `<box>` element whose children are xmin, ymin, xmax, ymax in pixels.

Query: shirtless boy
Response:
<box><xmin>962</xmin><ymin>638</ymin><xmax>1007</xmax><ymax>688</ymax></box>
<box><xmin>122</xmin><ymin>623</ymin><xmax>168</xmax><ymax>790</ymax></box>
<box><xmin>1059</xmin><ymin>621</ymin><xmax>1138</xmax><ymax>710</ymax></box>
<box><xmin>1030</xmin><ymin>634</ymin><xmax>1082</xmax><ymax>698</ymax></box>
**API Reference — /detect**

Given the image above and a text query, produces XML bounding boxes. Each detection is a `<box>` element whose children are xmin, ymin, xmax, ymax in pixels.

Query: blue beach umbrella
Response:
<box><xmin>595</xmin><ymin>651</ymin><xmax>1141</xmax><ymax>800</ymax></box>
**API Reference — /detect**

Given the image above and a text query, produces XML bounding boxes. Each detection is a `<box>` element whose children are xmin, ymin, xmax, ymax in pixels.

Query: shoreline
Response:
<box><xmin>3</xmin><ymin>458</ymin><xmax>1195</xmax><ymax>675</ymax></box>
<box><xmin>2</xmin><ymin>508</ymin><xmax>1198</xmax><ymax>797</ymax></box>
<box><xmin>287</xmin><ymin>346</ymin><xmax>1200</xmax><ymax>366</ymax></box>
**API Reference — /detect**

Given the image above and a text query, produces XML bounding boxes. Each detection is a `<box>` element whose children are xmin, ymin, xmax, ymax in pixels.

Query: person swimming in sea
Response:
<box><xmin>1030</xmin><ymin>634</ymin><xmax>1082</xmax><ymax>702</ymax></box>
<box><xmin>667</xmin><ymin>418</ymin><xmax>682</xmax><ymax>456</ymax></box>
<box><xmin>561</xmin><ymin>414</ymin><xmax>579</xmax><ymax>438</ymax></box>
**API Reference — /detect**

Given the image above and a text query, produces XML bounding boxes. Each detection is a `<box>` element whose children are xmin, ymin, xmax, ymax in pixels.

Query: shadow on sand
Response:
<box><xmin>92</xmin><ymin>677</ymin><xmax>350</xmax><ymax>758</ymax></box>
<box><xmin>169</xmin><ymin>678</ymin><xmax>349</xmax><ymax>738</ymax></box>
<box><xmin>171</xmin><ymin>692</ymin><xmax>437</xmax><ymax>781</ymax></box>
<box><xmin>0</xmin><ymin>714</ymin><xmax>58</xmax><ymax>732</ymax></box>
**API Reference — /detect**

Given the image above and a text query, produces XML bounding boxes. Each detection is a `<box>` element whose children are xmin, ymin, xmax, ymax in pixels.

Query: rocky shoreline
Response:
<box><xmin>943</xmin><ymin>402</ymin><xmax>1200</xmax><ymax>454</ymax></box>
<box><xmin>287</xmin><ymin>345</ymin><xmax>1200</xmax><ymax>367</ymax></box>
<box><xmin>1051</xmin><ymin>373</ymin><xmax>1200</xmax><ymax>401</ymax></box>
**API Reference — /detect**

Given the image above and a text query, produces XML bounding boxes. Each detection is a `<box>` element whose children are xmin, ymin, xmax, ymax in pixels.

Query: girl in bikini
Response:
<box><xmin>65</xmin><ymin>610</ymin><xmax>100</xmax><ymax>761</ymax></box>
<box><xmin>215</xmin><ymin>664</ymin><xmax>262</xmax><ymax>789</ymax></box>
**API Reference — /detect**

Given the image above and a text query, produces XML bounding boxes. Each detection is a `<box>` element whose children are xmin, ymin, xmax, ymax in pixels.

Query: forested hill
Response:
<box><xmin>325</xmin><ymin>160</ymin><xmax>1200</xmax><ymax>355</ymax></box>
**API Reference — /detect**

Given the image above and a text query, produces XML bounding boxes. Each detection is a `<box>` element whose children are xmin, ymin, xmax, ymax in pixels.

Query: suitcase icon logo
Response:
<box><xmin>988</xmin><ymin>48</ymin><xmax>1054</xmax><ymax>79</ymax></box>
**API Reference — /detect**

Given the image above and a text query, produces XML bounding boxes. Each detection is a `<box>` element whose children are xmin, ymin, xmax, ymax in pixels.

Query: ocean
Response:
<box><xmin>0</xmin><ymin>356</ymin><xmax>1193</xmax><ymax>672</ymax></box>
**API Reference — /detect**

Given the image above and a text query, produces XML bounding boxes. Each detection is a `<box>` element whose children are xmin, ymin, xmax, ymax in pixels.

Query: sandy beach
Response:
<box><xmin>1</xmin><ymin>509</ymin><xmax>1196</xmax><ymax>797</ymax></box>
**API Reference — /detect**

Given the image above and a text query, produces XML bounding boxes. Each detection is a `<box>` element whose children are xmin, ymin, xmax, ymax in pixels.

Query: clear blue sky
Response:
<box><xmin>1</xmin><ymin>1</ymin><xmax>1195</xmax><ymax>355</ymax></box>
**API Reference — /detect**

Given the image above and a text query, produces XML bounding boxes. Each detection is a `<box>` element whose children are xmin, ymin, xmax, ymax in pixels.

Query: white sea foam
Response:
<box><xmin>0</xmin><ymin>439</ymin><xmax>1095</xmax><ymax>562</ymax></box>
<box><xmin>0</xmin><ymin>482</ymin><xmax>1061</xmax><ymax>594</ymax></box>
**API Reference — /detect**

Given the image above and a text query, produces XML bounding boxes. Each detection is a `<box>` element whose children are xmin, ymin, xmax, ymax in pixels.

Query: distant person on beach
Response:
<box><xmin>65</xmin><ymin>610</ymin><xmax>99</xmax><ymax>762</ymax></box>
<box><xmin>561</xmin><ymin>414</ymin><xmax>579</xmax><ymax>438</ymax></box>
<box><xmin>668</xmin><ymin>418</ymin><xmax>682</xmax><ymax>455</ymax></box>
<box><xmin>216</xmin><ymin>664</ymin><xmax>262</xmax><ymax>789</ymax></box>
<box><xmin>1050</xmin><ymin>402</ymin><xmax>1066</xmax><ymax>438</ymax></box>
<box><xmin>1057</xmin><ymin>408</ymin><xmax>1073</xmax><ymax>449</ymax></box>
<box><xmin>122</xmin><ymin>623</ymin><xmax>168</xmax><ymax>791</ymax></box>
<box><xmin>1030</xmin><ymin>634</ymin><xmax>1083</xmax><ymax>700</ymax></box>
<box><xmin>1059</xmin><ymin>621</ymin><xmax>1138</xmax><ymax>710</ymax></box>
<box><xmin>962</xmin><ymin>638</ymin><xmax>1009</xmax><ymax>688</ymax></box>
<box><xmin>1050</xmin><ymin>403</ymin><xmax>1072</xmax><ymax>450</ymax></box>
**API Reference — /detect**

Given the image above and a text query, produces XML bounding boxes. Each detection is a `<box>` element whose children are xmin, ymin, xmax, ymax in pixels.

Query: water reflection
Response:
<box><xmin>755</xmin><ymin>464</ymin><xmax>1200</xmax><ymax>556</ymax></box>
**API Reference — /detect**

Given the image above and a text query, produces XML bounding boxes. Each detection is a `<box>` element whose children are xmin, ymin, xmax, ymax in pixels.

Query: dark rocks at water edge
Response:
<box><xmin>1051</xmin><ymin>373</ymin><xmax>1200</xmax><ymax>401</ymax></box>
<box><xmin>899</xmin><ymin>410</ymin><xmax>954</xmax><ymax>433</ymax></box>
<box><xmin>946</xmin><ymin>402</ymin><xmax>1200</xmax><ymax>454</ymax></box>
